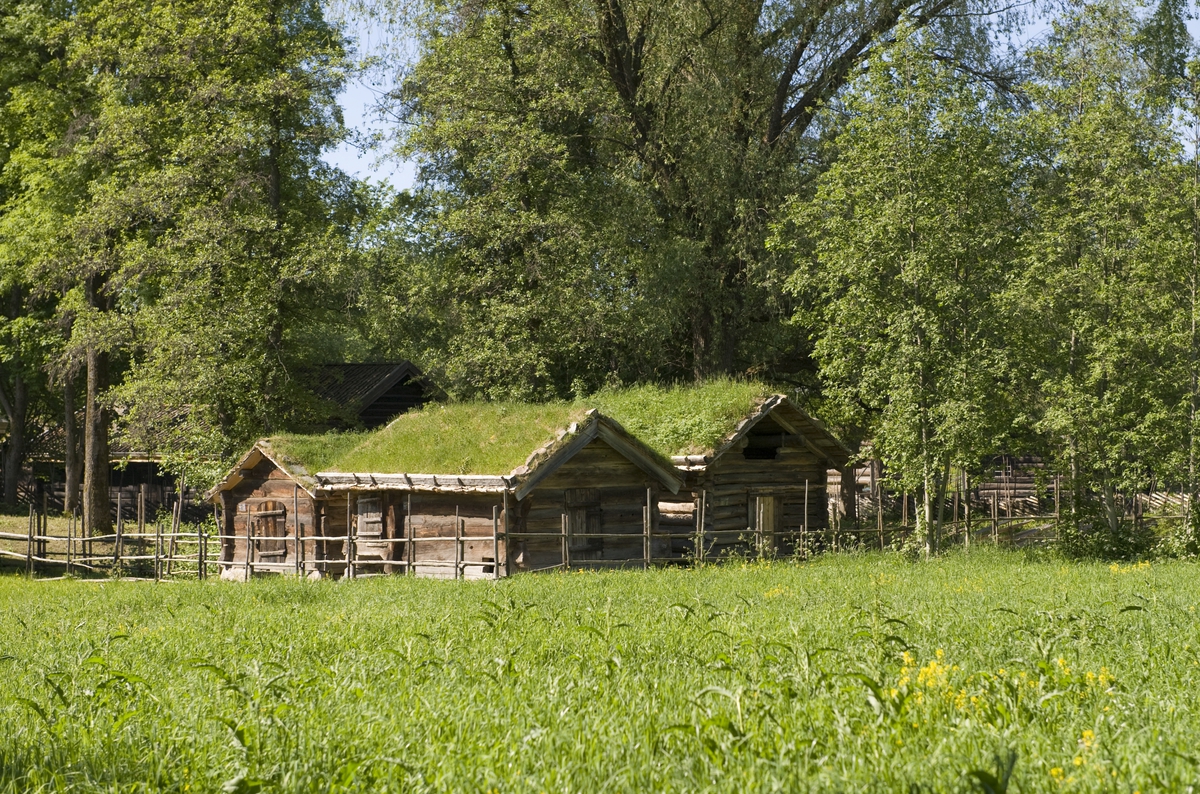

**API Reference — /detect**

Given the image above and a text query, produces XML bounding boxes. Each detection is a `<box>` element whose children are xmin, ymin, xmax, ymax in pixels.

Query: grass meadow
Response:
<box><xmin>0</xmin><ymin>550</ymin><xmax>1196</xmax><ymax>792</ymax></box>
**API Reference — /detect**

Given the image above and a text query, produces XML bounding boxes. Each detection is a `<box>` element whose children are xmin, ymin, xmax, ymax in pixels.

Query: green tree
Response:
<box><xmin>777</xmin><ymin>27</ymin><xmax>1020</xmax><ymax>554</ymax></box>
<box><xmin>0</xmin><ymin>0</ymin><xmax>76</xmax><ymax>509</ymax></box>
<box><xmin>1011</xmin><ymin>0</ymin><xmax>1185</xmax><ymax>554</ymax></box>
<box><xmin>376</xmin><ymin>0</ymin><xmax>1006</xmax><ymax>398</ymax></box>
<box><xmin>1</xmin><ymin>0</ymin><xmax>357</xmax><ymax>526</ymax></box>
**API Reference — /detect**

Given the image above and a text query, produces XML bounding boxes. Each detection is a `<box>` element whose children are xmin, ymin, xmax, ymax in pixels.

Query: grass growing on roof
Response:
<box><xmin>333</xmin><ymin>402</ymin><xmax>588</xmax><ymax>475</ymax></box>
<box><xmin>269</xmin><ymin>431</ymin><xmax>371</xmax><ymax>475</ymax></box>
<box><xmin>592</xmin><ymin>379</ymin><xmax>775</xmax><ymax>457</ymax></box>
<box><xmin>262</xmin><ymin>380</ymin><xmax>781</xmax><ymax>476</ymax></box>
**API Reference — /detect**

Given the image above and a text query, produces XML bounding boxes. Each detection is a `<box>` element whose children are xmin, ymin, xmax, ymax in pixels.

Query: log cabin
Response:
<box><xmin>205</xmin><ymin>407</ymin><xmax>684</xmax><ymax>580</ymax></box>
<box><xmin>659</xmin><ymin>394</ymin><xmax>852</xmax><ymax>558</ymax></box>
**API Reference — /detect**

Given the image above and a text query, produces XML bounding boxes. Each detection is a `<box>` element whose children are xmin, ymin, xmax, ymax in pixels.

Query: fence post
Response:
<box><xmin>245</xmin><ymin>516</ymin><xmax>254</xmax><ymax>581</ymax></box>
<box><xmin>345</xmin><ymin>495</ymin><xmax>354</xmax><ymax>580</ymax></box>
<box><xmin>802</xmin><ymin>480</ymin><xmax>809</xmax><ymax>559</ymax></box>
<box><xmin>154</xmin><ymin>515</ymin><xmax>162</xmax><ymax>582</ymax></box>
<box><xmin>643</xmin><ymin>487</ymin><xmax>652</xmax><ymax>569</ymax></box>
<box><xmin>114</xmin><ymin>491</ymin><xmax>123</xmax><ymax>569</ymax></box>
<box><xmin>561</xmin><ymin>513</ymin><xmax>569</xmax><ymax>571</ymax></box>
<box><xmin>1054</xmin><ymin>475</ymin><xmax>1060</xmax><ymax>540</ymax></box>
<box><xmin>501</xmin><ymin>490</ymin><xmax>510</xmax><ymax>578</ymax></box>
<box><xmin>754</xmin><ymin>496</ymin><xmax>764</xmax><ymax>558</ymax></box>
<box><xmin>26</xmin><ymin>504</ymin><xmax>34</xmax><ymax>577</ymax></box>
<box><xmin>167</xmin><ymin>477</ymin><xmax>183</xmax><ymax>577</ymax></box>
<box><xmin>40</xmin><ymin>487</ymin><xmax>48</xmax><ymax>559</ymax></box>
<box><xmin>492</xmin><ymin>504</ymin><xmax>500</xmax><ymax>580</ymax></box>
<box><xmin>963</xmin><ymin>489</ymin><xmax>969</xmax><ymax>553</ymax></box>
<box><xmin>406</xmin><ymin>494</ymin><xmax>414</xmax><ymax>576</ymax></box>
<box><xmin>992</xmin><ymin>492</ymin><xmax>998</xmax><ymax>546</ymax></box>
<box><xmin>293</xmin><ymin>485</ymin><xmax>301</xmax><ymax>577</ymax></box>
<box><xmin>455</xmin><ymin>508</ymin><xmax>463</xmax><ymax>580</ymax></box>
<box><xmin>210</xmin><ymin>504</ymin><xmax>222</xmax><ymax>582</ymax></box>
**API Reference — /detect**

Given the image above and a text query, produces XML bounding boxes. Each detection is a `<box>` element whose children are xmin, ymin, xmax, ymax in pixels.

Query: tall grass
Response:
<box><xmin>2</xmin><ymin>550</ymin><xmax>1194</xmax><ymax>792</ymax></box>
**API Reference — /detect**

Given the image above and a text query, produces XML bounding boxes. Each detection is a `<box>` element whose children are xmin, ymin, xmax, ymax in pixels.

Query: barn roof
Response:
<box><xmin>315</xmin><ymin>362</ymin><xmax>440</xmax><ymax>428</ymax></box>
<box><xmin>204</xmin><ymin>381</ymin><xmax>850</xmax><ymax>499</ymax></box>
<box><xmin>205</xmin><ymin>407</ymin><xmax>684</xmax><ymax>499</ymax></box>
<box><xmin>315</xmin><ymin>362</ymin><xmax>419</xmax><ymax>407</ymax></box>
<box><xmin>668</xmin><ymin>393</ymin><xmax>852</xmax><ymax>471</ymax></box>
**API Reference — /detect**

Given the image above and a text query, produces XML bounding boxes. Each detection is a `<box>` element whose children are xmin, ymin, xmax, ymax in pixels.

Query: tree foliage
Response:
<box><xmin>374</xmin><ymin>0</ymin><xmax>1005</xmax><ymax>398</ymax></box>
<box><xmin>778</xmin><ymin>26</ymin><xmax>1020</xmax><ymax>552</ymax></box>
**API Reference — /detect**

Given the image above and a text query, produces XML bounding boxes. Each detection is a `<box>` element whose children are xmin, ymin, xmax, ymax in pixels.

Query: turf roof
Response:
<box><xmin>266</xmin><ymin>380</ymin><xmax>777</xmax><ymax>477</ymax></box>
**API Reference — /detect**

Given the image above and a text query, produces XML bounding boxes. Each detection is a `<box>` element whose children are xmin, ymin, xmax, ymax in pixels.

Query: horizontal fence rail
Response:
<box><xmin>5</xmin><ymin>484</ymin><xmax>1192</xmax><ymax>581</ymax></box>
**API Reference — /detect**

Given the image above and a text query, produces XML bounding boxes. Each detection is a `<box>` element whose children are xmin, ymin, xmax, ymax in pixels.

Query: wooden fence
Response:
<box><xmin>5</xmin><ymin>486</ymin><xmax>1190</xmax><ymax>580</ymax></box>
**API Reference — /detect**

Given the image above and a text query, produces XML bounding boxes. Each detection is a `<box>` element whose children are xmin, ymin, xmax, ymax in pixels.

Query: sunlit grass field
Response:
<box><xmin>1</xmin><ymin>550</ymin><xmax>1196</xmax><ymax>792</ymax></box>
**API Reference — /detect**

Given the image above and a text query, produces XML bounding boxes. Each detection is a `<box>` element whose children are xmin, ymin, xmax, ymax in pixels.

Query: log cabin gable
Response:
<box><xmin>672</xmin><ymin>396</ymin><xmax>851</xmax><ymax>477</ymax></box>
<box><xmin>511</xmin><ymin>413</ymin><xmax>683</xmax><ymax>500</ymax></box>
<box><xmin>204</xmin><ymin>440</ymin><xmax>318</xmax><ymax>502</ymax></box>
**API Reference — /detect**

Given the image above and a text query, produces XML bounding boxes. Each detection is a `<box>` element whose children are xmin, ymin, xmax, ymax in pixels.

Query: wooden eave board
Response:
<box><xmin>595</xmin><ymin>422</ymin><xmax>683</xmax><ymax>494</ymax></box>
<box><xmin>315</xmin><ymin>472</ymin><xmax>508</xmax><ymax>494</ymax></box>
<box><xmin>772</xmin><ymin>401</ymin><xmax>852</xmax><ymax>466</ymax></box>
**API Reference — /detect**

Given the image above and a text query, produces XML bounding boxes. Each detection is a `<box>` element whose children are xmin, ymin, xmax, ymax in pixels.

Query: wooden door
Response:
<box><xmin>755</xmin><ymin>495</ymin><xmax>778</xmax><ymax>552</ymax></box>
<box><xmin>356</xmin><ymin>496</ymin><xmax>388</xmax><ymax>559</ymax></box>
<box><xmin>565</xmin><ymin>488</ymin><xmax>602</xmax><ymax>557</ymax></box>
<box><xmin>254</xmin><ymin>500</ymin><xmax>287</xmax><ymax>560</ymax></box>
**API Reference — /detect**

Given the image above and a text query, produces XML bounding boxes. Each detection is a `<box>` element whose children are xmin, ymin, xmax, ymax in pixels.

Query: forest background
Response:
<box><xmin>1</xmin><ymin>0</ymin><xmax>1199</xmax><ymax>558</ymax></box>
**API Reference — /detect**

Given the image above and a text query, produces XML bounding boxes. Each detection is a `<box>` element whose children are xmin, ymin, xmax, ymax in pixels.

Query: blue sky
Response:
<box><xmin>324</xmin><ymin>74</ymin><xmax>418</xmax><ymax>190</ymax></box>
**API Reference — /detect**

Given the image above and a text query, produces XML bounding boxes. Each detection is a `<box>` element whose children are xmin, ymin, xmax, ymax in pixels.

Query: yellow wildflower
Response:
<box><xmin>1050</xmin><ymin>767</ymin><xmax>1064</xmax><ymax>780</ymax></box>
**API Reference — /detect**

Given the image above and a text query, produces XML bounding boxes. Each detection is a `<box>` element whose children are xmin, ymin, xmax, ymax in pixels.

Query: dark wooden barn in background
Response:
<box><xmin>316</xmin><ymin>362</ymin><xmax>438</xmax><ymax>429</ymax></box>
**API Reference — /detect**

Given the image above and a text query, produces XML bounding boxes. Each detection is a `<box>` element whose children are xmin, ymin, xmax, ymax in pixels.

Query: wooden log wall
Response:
<box><xmin>404</xmin><ymin>493</ymin><xmax>502</xmax><ymax>580</ymax></box>
<box><xmin>220</xmin><ymin>457</ymin><xmax>319</xmax><ymax>579</ymax></box>
<box><xmin>512</xmin><ymin>441</ymin><xmax>661</xmax><ymax>572</ymax></box>
<box><xmin>675</xmin><ymin>431</ymin><xmax>830</xmax><ymax>559</ymax></box>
